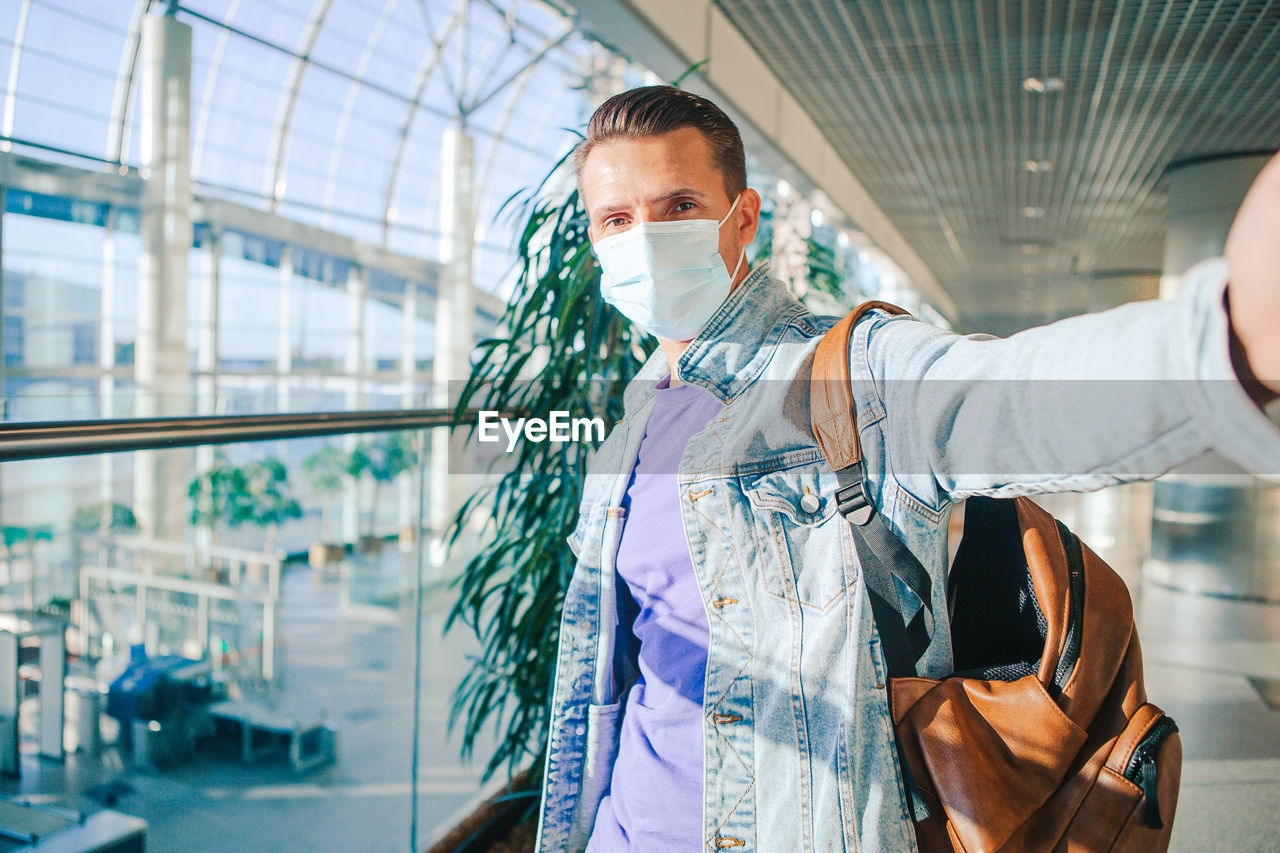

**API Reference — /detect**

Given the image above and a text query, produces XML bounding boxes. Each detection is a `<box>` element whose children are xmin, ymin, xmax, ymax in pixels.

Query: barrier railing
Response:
<box><xmin>0</xmin><ymin>407</ymin><xmax>461</xmax><ymax>461</ymax></box>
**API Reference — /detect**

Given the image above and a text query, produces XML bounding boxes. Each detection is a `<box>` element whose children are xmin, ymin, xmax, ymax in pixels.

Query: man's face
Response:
<box><xmin>580</xmin><ymin>126</ymin><xmax>761</xmax><ymax>287</ymax></box>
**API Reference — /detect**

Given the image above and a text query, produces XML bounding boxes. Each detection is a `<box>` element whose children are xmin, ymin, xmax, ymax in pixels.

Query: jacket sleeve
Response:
<box><xmin>857</xmin><ymin>257</ymin><xmax>1280</xmax><ymax>510</ymax></box>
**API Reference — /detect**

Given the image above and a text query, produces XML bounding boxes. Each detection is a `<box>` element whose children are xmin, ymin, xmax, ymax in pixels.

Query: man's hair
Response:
<box><xmin>573</xmin><ymin>85</ymin><xmax>747</xmax><ymax>200</ymax></box>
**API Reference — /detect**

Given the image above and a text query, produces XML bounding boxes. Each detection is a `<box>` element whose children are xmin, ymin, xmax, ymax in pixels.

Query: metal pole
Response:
<box><xmin>0</xmin><ymin>184</ymin><xmax>6</xmax><ymax>517</ymax></box>
<box><xmin>0</xmin><ymin>632</ymin><xmax>18</xmax><ymax>776</ymax></box>
<box><xmin>99</xmin><ymin>208</ymin><xmax>118</xmax><ymax>527</ymax></box>
<box><xmin>134</xmin><ymin>11</ymin><xmax>194</xmax><ymax>546</ymax></box>
<box><xmin>408</xmin><ymin>425</ymin><xmax>428</xmax><ymax>853</ymax></box>
<box><xmin>197</xmin><ymin>594</ymin><xmax>209</xmax><ymax>660</ymax></box>
<box><xmin>38</xmin><ymin>626</ymin><xmax>64</xmax><ymax>761</ymax></box>
<box><xmin>342</xmin><ymin>265</ymin><xmax>366</xmax><ymax>543</ymax></box>
<box><xmin>195</xmin><ymin>225</ymin><xmax>219</xmax><ymax>554</ymax></box>
<box><xmin>278</xmin><ymin>245</ymin><xmax>294</xmax><ymax>411</ymax></box>
<box><xmin>430</xmin><ymin>123</ymin><xmax>475</xmax><ymax>567</ymax></box>
<box><xmin>399</xmin><ymin>281</ymin><xmax>418</xmax><ymax>534</ymax></box>
<box><xmin>196</xmin><ymin>226</ymin><xmax>220</xmax><ymax>402</ymax></box>
<box><xmin>262</xmin><ymin>598</ymin><xmax>276</xmax><ymax>685</ymax></box>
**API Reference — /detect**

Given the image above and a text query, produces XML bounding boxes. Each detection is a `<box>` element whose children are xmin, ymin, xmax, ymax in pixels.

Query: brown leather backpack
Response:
<box><xmin>810</xmin><ymin>302</ymin><xmax>1183</xmax><ymax>852</ymax></box>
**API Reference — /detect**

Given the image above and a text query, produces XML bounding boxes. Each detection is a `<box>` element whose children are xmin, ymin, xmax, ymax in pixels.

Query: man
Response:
<box><xmin>534</xmin><ymin>86</ymin><xmax>1280</xmax><ymax>852</ymax></box>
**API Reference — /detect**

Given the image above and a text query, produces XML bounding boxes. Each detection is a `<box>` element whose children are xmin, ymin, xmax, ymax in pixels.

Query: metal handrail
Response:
<box><xmin>0</xmin><ymin>408</ymin><xmax>466</xmax><ymax>462</ymax></box>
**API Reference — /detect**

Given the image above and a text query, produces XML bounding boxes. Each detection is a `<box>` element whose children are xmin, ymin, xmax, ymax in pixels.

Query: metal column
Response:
<box><xmin>0</xmin><ymin>183</ymin><xmax>5</xmax><ymax>512</ymax></box>
<box><xmin>133</xmin><ymin>10</ymin><xmax>194</xmax><ymax>545</ymax></box>
<box><xmin>195</xmin><ymin>225</ymin><xmax>220</xmax><ymax>413</ymax></box>
<box><xmin>0</xmin><ymin>630</ymin><xmax>15</xmax><ymax>776</ymax></box>
<box><xmin>194</xmin><ymin>225</ymin><xmax>220</xmax><ymax>554</ymax></box>
<box><xmin>277</xmin><ymin>246</ymin><xmax>294</xmax><ymax>411</ymax></box>
<box><xmin>0</xmin><ymin>616</ymin><xmax>66</xmax><ymax>776</ymax></box>
<box><xmin>99</xmin><ymin>209</ymin><xmax>119</xmax><ymax>516</ymax></box>
<box><xmin>341</xmin><ymin>265</ymin><xmax>366</xmax><ymax>544</ymax></box>
<box><xmin>430</xmin><ymin>123</ymin><xmax>476</xmax><ymax>565</ymax></box>
<box><xmin>399</xmin><ymin>280</ymin><xmax>419</xmax><ymax>535</ymax></box>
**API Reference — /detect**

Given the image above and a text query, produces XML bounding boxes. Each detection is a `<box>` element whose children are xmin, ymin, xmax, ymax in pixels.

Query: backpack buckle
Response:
<box><xmin>834</xmin><ymin>466</ymin><xmax>874</xmax><ymax>525</ymax></box>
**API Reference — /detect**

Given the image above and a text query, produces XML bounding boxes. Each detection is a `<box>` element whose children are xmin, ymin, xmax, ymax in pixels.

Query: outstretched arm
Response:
<box><xmin>1225</xmin><ymin>151</ymin><xmax>1280</xmax><ymax>401</ymax></box>
<box><xmin>851</xmin><ymin>155</ymin><xmax>1280</xmax><ymax>508</ymax></box>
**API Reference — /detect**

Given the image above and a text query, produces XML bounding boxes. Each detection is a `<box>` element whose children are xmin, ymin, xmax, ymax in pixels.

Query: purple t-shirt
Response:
<box><xmin>586</xmin><ymin>376</ymin><xmax>723</xmax><ymax>852</ymax></box>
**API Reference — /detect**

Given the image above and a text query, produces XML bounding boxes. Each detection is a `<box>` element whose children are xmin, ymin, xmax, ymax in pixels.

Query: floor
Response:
<box><xmin>1038</xmin><ymin>485</ymin><xmax>1280</xmax><ymax>852</ymax></box>
<box><xmin>1</xmin><ymin>484</ymin><xmax>1277</xmax><ymax>851</ymax></box>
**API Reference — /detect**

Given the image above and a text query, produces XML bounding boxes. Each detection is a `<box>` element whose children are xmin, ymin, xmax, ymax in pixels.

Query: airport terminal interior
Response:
<box><xmin>0</xmin><ymin>0</ymin><xmax>1277</xmax><ymax>850</ymax></box>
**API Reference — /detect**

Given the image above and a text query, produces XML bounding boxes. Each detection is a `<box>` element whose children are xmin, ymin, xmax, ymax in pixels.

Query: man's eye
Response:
<box><xmin>674</xmin><ymin>202</ymin><xmax>696</xmax><ymax>213</ymax></box>
<box><xmin>605</xmin><ymin>217</ymin><xmax>627</xmax><ymax>228</ymax></box>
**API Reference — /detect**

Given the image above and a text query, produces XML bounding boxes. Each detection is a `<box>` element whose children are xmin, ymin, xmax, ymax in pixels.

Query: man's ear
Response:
<box><xmin>738</xmin><ymin>188</ymin><xmax>762</xmax><ymax>247</ymax></box>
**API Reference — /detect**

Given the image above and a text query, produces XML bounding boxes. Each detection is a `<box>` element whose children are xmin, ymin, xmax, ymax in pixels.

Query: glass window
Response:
<box><xmin>3</xmin><ymin>314</ymin><xmax>22</xmax><ymax>366</ymax></box>
<box><xmin>0</xmin><ymin>5</ymin><xmax>646</xmax><ymax>843</ymax></box>
<box><xmin>2</xmin><ymin>207</ymin><xmax>106</xmax><ymax>380</ymax></box>
<box><xmin>72</xmin><ymin>321</ymin><xmax>98</xmax><ymax>365</ymax></box>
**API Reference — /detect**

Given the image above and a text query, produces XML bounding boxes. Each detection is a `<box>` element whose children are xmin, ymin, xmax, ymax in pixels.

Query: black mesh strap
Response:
<box><xmin>835</xmin><ymin>462</ymin><xmax>934</xmax><ymax>678</ymax></box>
<box><xmin>837</xmin><ymin>463</ymin><xmax>935</xmax><ymax>823</ymax></box>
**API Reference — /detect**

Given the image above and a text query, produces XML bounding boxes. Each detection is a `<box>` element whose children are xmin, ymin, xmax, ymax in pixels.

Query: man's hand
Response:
<box><xmin>1225</xmin><ymin>151</ymin><xmax>1280</xmax><ymax>395</ymax></box>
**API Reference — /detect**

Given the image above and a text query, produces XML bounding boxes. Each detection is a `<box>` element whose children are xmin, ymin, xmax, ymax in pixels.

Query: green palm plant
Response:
<box><xmin>71</xmin><ymin>501</ymin><xmax>139</xmax><ymax>536</ymax></box>
<box><xmin>347</xmin><ymin>432</ymin><xmax>418</xmax><ymax>540</ymax></box>
<box><xmin>189</xmin><ymin>455</ymin><xmax>302</xmax><ymax>554</ymax></box>
<box><xmin>302</xmin><ymin>444</ymin><xmax>347</xmax><ymax>542</ymax></box>
<box><xmin>444</xmin><ymin>150</ymin><xmax>654</xmax><ymax>783</ymax></box>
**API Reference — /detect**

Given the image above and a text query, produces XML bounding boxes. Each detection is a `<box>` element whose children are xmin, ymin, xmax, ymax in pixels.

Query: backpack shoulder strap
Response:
<box><xmin>811</xmin><ymin>300</ymin><xmax>910</xmax><ymax>473</ymax></box>
<box><xmin>810</xmin><ymin>300</ymin><xmax>933</xmax><ymax>678</ymax></box>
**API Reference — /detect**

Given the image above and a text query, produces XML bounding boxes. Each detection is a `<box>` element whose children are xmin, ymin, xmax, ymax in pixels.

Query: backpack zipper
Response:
<box><xmin>1122</xmin><ymin>715</ymin><xmax>1179</xmax><ymax>830</ymax></box>
<box><xmin>1051</xmin><ymin>521</ymin><xmax>1085</xmax><ymax>696</ymax></box>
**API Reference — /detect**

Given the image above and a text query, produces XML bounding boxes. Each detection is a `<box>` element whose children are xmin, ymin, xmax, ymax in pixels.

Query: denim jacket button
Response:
<box><xmin>800</xmin><ymin>493</ymin><xmax>820</xmax><ymax>514</ymax></box>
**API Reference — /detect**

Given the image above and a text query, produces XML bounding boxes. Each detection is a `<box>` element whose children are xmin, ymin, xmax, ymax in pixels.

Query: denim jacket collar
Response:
<box><xmin>622</xmin><ymin>259</ymin><xmax>808</xmax><ymax>412</ymax></box>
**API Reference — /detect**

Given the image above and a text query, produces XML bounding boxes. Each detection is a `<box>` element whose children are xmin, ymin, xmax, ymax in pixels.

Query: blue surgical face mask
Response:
<box><xmin>593</xmin><ymin>193</ymin><xmax>746</xmax><ymax>341</ymax></box>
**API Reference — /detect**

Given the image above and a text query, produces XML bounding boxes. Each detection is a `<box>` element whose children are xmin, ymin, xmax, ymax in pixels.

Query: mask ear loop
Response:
<box><xmin>717</xmin><ymin>192</ymin><xmax>743</xmax><ymax>228</ymax></box>
<box><xmin>720</xmin><ymin>192</ymin><xmax>747</xmax><ymax>283</ymax></box>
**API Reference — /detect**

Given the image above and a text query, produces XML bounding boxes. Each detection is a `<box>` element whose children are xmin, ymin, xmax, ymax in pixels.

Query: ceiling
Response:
<box><xmin>712</xmin><ymin>0</ymin><xmax>1280</xmax><ymax>332</ymax></box>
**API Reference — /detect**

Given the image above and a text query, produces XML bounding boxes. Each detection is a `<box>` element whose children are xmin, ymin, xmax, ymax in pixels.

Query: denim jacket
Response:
<box><xmin>534</xmin><ymin>257</ymin><xmax>1280</xmax><ymax>853</ymax></box>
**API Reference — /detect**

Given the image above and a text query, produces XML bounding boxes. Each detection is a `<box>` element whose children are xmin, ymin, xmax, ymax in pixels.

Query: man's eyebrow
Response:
<box><xmin>589</xmin><ymin>187</ymin><xmax>714</xmax><ymax>219</ymax></box>
<box><xmin>654</xmin><ymin>187</ymin><xmax>710</xmax><ymax>203</ymax></box>
<box><xmin>590</xmin><ymin>199</ymin><xmax>625</xmax><ymax>218</ymax></box>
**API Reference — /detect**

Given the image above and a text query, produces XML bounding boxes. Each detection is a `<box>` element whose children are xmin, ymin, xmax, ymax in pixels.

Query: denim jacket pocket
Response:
<box><xmin>742</xmin><ymin>463</ymin><xmax>854</xmax><ymax>611</ymax></box>
<box><xmin>567</xmin><ymin>502</ymin><xmax>606</xmax><ymax>567</ymax></box>
<box><xmin>566</xmin><ymin>700</ymin><xmax>623</xmax><ymax>851</ymax></box>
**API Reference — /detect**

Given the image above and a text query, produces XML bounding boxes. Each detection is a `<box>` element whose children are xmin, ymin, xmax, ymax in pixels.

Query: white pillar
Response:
<box><xmin>0</xmin><ymin>631</ymin><xmax>18</xmax><ymax>776</ymax></box>
<box><xmin>99</xmin><ymin>210</ymin><xmax>118</xmax><ymax>512</ymax></box>
<box><xmin>134</xmin><ymin>11</ymin><xmax>193</xmax><ymax>545</ymax></box>
<box><xmin>1149</xmin><ymin>154</ymin><xmax>1280</xmax><ymax>601</ymax></box>
<box><xmin>0</xmin><ymin>186</ymin><xmax>5</xmax><ymax>519</ymax></box>
<box><xmin>344</xmin><ymin>265</ymin><xmax>366</xmax><ymax>406</ymax></box>
<box><xmin>99</xmin><ymin>212</ymin><xmax>118</xmax><ymax>411</ymax></box>
<box><xmin>194</xmin><ymin>226</ymin><xmax>220</xmax><ymax>553</ymax></box>
<box><xmin>195</xmin><ymin>226</ymin><xmax>219</xmax><ymax>412</ymax></box>
<box><xmin>402</xmin><ymin>281</ymin><xmax>418</xmax><ymax>406</ymax></box>
<box><xmin>277</xmin><ymin>246</ymin><xmax>293</xmax><ymax>411</ymax></box>
<box><xmin>399</xmin><ymin>281</ymin><xmax>418</xmax><ymax>535</ymax></box>
<box><xmin>341</xmin><ymin>265</ymin><xmax>366</xmax><ymax>543</ymax></box>
<box><xmin>430</xmin><ymin>124</ymin><xmax>476</xmax><ymax>566</ymax></box>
